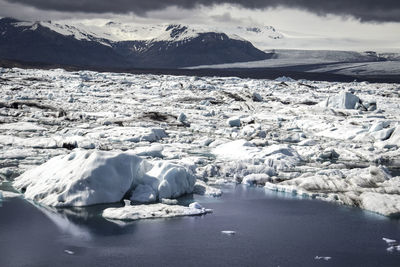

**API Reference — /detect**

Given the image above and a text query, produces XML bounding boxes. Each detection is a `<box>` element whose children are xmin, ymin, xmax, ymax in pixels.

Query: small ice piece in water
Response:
<box><xmin>221</xmin><ymin>230</ymin><xmax>236</xmax><ymax>235</ymax></box>
<box><xmin>382</xmin><ymin>237</ymin><xmax>400</xmax><ymax>252</ymax></box>
<box><xmin>382</xmin><ymin>237</ymin><xmax>397</xmax><ymax>246</ymax></box>
<box><xmin>64</xmin><ymin>250</ymin><xmax>75</xmax><ymax>255</ymax></box>
<box><xmin>314</xmin><ymin>256</ymin><xmax>332</xmax><ymax>261</ymax></box>
<box><xmin>386</xmin><ymin>246</ymin><xmax>400</xmax><ymax>252</ymax></box>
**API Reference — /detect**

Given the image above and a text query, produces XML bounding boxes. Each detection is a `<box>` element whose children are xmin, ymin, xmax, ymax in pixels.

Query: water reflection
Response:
<box><xmin>32</xmin><ymin>202</ymin><xmax>92</xmax><ymax>240</ymax></box>
<box><xmin>10</xmin><ymin>183</ymin><xmax>400</xmax><ymax>244</ymax></box>
<box><xmin>29</xmin><ymin>200</ymin><xmax>143</xmax><ymax>238</ymax></box>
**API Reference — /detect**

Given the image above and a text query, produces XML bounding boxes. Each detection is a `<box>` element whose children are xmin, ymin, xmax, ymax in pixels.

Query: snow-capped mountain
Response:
<box><xmin>0</xmin><ymin>17</ymin><xmax>272</xmax><ymax>68</ymax></box>
<box><xmin>0</xmin><ymin>18</ymin><xmax>129</xmax><ymax>68</ymax></box>
<box><xmin>35</xmin><ymin>20</ymin><xmax>283</xmax><ymax>44</ymax></box>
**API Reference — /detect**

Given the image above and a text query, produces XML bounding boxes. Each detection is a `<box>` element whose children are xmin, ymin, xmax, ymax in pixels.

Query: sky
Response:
<box><xmin>1</xmin><ymin>0</ymin><xmax>400</xmax><ymax>51</ymax></box>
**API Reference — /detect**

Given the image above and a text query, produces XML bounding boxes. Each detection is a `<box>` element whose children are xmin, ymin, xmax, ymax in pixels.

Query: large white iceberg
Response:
<box><xmin>13</xmin><ymin>150</ymin><xmax>196</xmax><ymax>207</ymax></box>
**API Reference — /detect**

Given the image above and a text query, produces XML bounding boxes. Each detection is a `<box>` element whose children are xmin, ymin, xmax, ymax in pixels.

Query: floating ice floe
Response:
<box><xmin>386</xmin><ymin>246</ymin><xmax>400</xmax><ymax>252</ymax></box>
<box><xmin>64</xmin><ymin>250</ymin><xmax>75</xmax><ymax>255</ymax></box>
<box><xmin>382</xmin><ymin>237</ymin><xmax>397</xmax><ymax>246</ymax></box>
<box><xmin>221</xmin><ymin>230</ymin><xmax>236</xmax><ymax>235</ymax></box>
<box><xmin>0</xmin><ymin>190</ymin><xmax>22</xmax><ymax>199</ymax></box>
<box><xmin>382</xmin><ymin>237</ymin><xmax>400</xmax><ymax>252</ymax></box>
<box><xmin>13</xmin><ymin>149</ymin><xmax>196</xmax><ymax>207</ymax></box>
<box><xmin>102</xmin><ymin>202</ymin><xmax>212</xmax><ymax>221</ymax></box>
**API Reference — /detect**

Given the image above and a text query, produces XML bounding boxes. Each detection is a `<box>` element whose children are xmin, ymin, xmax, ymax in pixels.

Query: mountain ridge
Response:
<box><xmin>0</xmin><ymin>17</ymin><xmax>271</xmax><ymax>68</ymax></box>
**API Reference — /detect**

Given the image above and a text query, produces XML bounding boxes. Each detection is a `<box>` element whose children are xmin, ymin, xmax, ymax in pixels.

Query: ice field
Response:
<box><xmin>1</xmin><ymin>67</ymin><xmax>400</xmax><ymax>218</ymax></box>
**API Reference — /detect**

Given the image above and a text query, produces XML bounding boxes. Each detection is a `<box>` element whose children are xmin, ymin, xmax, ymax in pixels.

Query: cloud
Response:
<box><xmin>210</xmin><ymin>12</ymin><xmax>243</xmax><ymax>24</ymax></box>
<box><xmin>4</xmin><ymin>0</ymin><xmax>400</xmax><ymax>22</ymax></box>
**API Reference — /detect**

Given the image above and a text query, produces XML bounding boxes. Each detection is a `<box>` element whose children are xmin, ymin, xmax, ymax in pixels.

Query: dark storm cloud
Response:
<box><xmin>4</xmin><ymin>0</ymin><xmax>400</xmax><ymax>22</ymax></box>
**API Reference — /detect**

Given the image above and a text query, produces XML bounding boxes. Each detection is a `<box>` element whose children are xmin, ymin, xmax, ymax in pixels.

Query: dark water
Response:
<box><xmin>0</xmin><ymin>185</ymin><xmax>399</xmax><ymax>267</ymax></box>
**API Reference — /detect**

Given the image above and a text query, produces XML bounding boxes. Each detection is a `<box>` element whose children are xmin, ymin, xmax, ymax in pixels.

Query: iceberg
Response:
<box><xmin>319</xmin><ymin>91</ymin><xmax>361</xmax><ymax>109</ymax></box>
<box><xmin>13</xmin><ymin>150</ymin><xmax>196</xmax><ymax>207</ymax></box>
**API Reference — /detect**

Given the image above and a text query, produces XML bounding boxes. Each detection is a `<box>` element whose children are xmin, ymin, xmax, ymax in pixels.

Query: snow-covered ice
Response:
<box><xmin>0</xmin><ymin>67</ymin><xmax>399</xmax><ymax>217</ymax></box>
<box><xmin>103</xmin><ymin>203</ymin><xmax>212</xmax><ymax>221</ymax></box>
<box><xmin>64</xmin><ymin>250</ymin><xmax>75</xmax><ymax>255</ymax></box>
<box><xmin>0</xmin><ymin>190</ymin><xmax>21</xmax><ymax>199</ymax></box>
<box><xmin>319</xmin><ymin>91</ymin><xmax>361</xmax><ymax>109</ymax></box>
<box><xmin>221</xmin><ymin>230</ymin><xmax>236</xmax><ymax>235</ymax></box>
<box><xmin>382</xmin><ymin>237</ymin><xmax>397</xmax><ymax>246</ymax></box>
<box><xmin>13</xmin><ymin>150</ymin><xmax>195</xmax><ymax>206</ymax></box>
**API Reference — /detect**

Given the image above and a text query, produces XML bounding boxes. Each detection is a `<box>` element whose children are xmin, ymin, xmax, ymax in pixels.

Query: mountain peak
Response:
<box><xmin>165</xmin><ymin>24</ymin><xmax>189</xmax><ymax>39</ymax></box>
